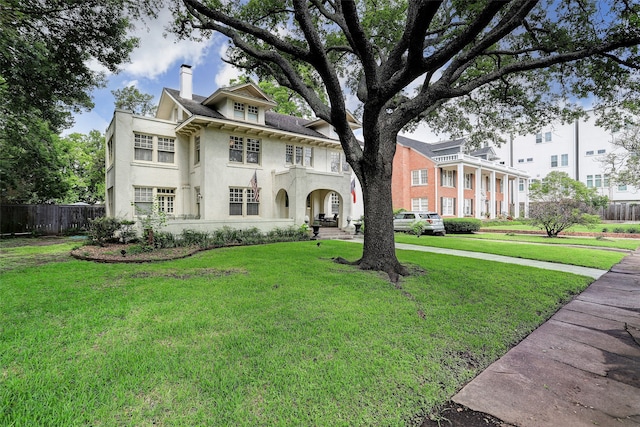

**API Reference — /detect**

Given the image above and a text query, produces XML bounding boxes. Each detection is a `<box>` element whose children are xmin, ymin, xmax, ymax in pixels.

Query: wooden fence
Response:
<box><xmin>600</xmin><ymin>203</ymin><xmax>640</xmax><ymax>222</ymax></box>
<box><xmin>0</xmin><ymin>204</ymin><xmax>105</xmax><ymax>236</ymax></box>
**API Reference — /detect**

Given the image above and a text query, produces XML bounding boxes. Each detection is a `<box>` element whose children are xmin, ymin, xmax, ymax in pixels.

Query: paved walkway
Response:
<box><xmin>394</xmin><ymin>243</ymin><xmax>607</xmax><ymax>279</ymax></box>
<box><xmin>349</xmin><ymin>238</ymin><xmax>639</xmax><ymax>425</ymax></box>
<box><xmin>453</xmin><ymin>249</ymin><xmax>640</xmax><ymax>426</ymax></box>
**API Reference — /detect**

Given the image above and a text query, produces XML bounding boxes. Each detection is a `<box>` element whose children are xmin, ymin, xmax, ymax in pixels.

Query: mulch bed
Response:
<box><xmin>71</xmin><ymin>243</ymin><xmax>202</xmax><ymax>263</ymax></box>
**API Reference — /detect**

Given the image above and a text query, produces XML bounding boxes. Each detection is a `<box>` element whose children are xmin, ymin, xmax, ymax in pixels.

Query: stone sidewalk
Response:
<box><xmin>453</xmin><ymin>249</ymin><xmax>640</xmax><ymax>426</ymax></box>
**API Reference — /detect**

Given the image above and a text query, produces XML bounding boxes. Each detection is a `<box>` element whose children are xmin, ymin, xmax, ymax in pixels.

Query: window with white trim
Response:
<box><xmin>296</xmin><ymin>146</ymin><xmax>303</xmax><ymax>164</ymax></box>
<box><xmin>464</xmin><ymin>173</ymin><xmax>473</xmax><ymax>189</ymax></box>
<box><xmin>545</xmin><ymin>131</ymin><xmax>552</xmax><ymax>142</ymax></box>
<box><xmin>412</xmin><ymin>198</ymin><xmax>429</xmax><ymax>212</ymax></box>
<box><xmin>411</xmin><ymin>169</ymin><xmax>428</xmax><ymax>185</ymax></box>
<box><xmin>519</xmin><ymin>178</ymin><xmax>525</xmax><ymax>192</ymax></box>
<box><xmin>550</xmin><ymin>155</ymin><xmax>558</xmax><ymax>167</ymax></box>
<box><xmin>134</xmin><ymin>134</ymin><xmax>153</xmax><ymax>161</ymax></box>
<box><xmin>618</xmin><ymin>184</ymin><xmax>627</xmax><ymax>191</ymax></box>
<box><xmin>286</xmin><ymin>145</ymin><xmax>313</xmax><ymax>166</ymax></box>
<box><xmin>304</xmin><ymin>147</ymin><xmax>313</xmax><ymax>167</ymax></box>
<box><xmin>234</xmin><ymin>102</ymin><xmax>245</xmax><ymax>119</ymax></box>
<box><xmin>595</xmin><ymin>174</ymin><xmax>602</xmax><ymax>187</ymax></box>
<box><xmin>597</xmin><ymin>149</ymin><xmax>606</xmax><ymax>154</ymax></box>
<box><xmin>247</xmin><ymin>105</ymin><xmax>258</xmax><ymax>121</ymax></box>
<box><xmin>228</xmin><ymin>136</ymin><xmax>261</xmax><ymax>165</ymax></box>
<box><xmin>561</xmin><ymin>153</ymin><xmax>568</xmax><ymax>167</ymax></box>
<box><xmin>441</xmin><ymin>169</ymin><xmax>456</xmax><ymax>187</ymax></box>
<box><xmin>194</xmin><ymin>136</ymin><xmax>200</xmax><ymax>164</ymax></box>
<box><xmin>157</xmin><ymin>137</ymin><xmax>175</xmax><ymax>163</ymax></box>
<box><xmin>586</xmin><ymin>150</ymin><xmax>594</xmax><ymax>156</ymax></box>
<box><xmin>587</xmin><ymin>175</ymin><xmax>593</xmax><ymax>188</ymax></box>
<box><xmin>442</xmin><ymin>197</ymin><xmax>455</xmax><ymax>215</ymax></box>
<box><xmin>463</xmin><ymin>198</ymin><xmax>473</xmax><ymax>216</ymax></box>
<box><xmin>229</xmin><ymin>187</ymin><xmax>260</xmax><ymax>216</ymax></box>
<box><xmin>157</xmin><ymin>188</ymin><xmax>175</xmax><ymax>214</ymax></box>
<box><xmin>331</xmin><ymin>152</ymin><xmax>341</xmax><ymax>172</ymax></box>
<box><xmin>285</xmin><ymin>145</ymin><xmax>294</xmax><ymax>164</ymax></box>
<box><xmin>134</xmin><ymin>187</ymin><xmax>153</xmax><ymax>212</ymax></box>
<box><xmin>535</xmin><ymin>133</ymin><xmax>542</xmax><ymax>144</ymax></box>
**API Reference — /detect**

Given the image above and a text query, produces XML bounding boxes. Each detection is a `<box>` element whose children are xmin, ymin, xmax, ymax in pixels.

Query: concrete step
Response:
<box><xmin>314</xmin><ymin>227</ymin><xmax>355</xmax><ymax>240</ymax></box>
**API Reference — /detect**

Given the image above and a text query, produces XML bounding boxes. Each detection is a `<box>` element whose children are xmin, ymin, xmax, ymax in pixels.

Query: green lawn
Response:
<box><xmin>481</xmin><ymin>221</ymin><xmax>640</xmax><ymax>234</ymax></box>
<box><xmin>394</xmin><ymin>233</ymin><xmax>626</xmax><ymax>270</ymax></box>
<box><xmin>455</xmin><ymin>232</ymin><xmax>640</xmax><ymax>251</ymax></box>
<box><xmin>1</xmin><ymin>239</ymin><xmax>595</xmax><ymax>426</ymax></box>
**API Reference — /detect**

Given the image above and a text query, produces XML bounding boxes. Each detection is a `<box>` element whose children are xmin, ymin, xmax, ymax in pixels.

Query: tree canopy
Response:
<box><xmin>0</xmin><ymin>0</ymin><xmax>155</xmax><ymax>203</ymax></box>
<box><xmin>601</xmin><ymin>124</ymin><xmax>640</xmax><ymax>188</ymax></box>
<box><xmin>112</xmin><ymin>86</ymin><xmax>157</xmax><ymax>116</ymax></box>
<box><xmin>169</xmin><ymin>0</ymin><xmax>640</xmax><ymax>277</ymax></box>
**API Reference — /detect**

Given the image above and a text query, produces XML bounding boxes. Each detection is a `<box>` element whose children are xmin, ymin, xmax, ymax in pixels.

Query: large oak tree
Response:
<box><xmin>170</xmin><ymin>0</ymin><xmax>640</xmax><ymax>278</ymax></box>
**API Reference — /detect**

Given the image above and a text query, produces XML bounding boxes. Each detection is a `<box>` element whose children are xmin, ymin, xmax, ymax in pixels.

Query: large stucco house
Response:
<box><xmin>105</xmin><ymin>65</ymin><xmax>360</xmax><ymax>233</ymax></box>
<box><xmin>391</xmin><ymin>136</ymin><xmax>530</xmax><ymax>218</ymax></box>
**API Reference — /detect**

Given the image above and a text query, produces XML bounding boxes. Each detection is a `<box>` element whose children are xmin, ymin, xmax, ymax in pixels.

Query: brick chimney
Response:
<box><xmin>180</xmin><ymin>64</ymin><xmax>192</xmax><ymax>99</ymax></box>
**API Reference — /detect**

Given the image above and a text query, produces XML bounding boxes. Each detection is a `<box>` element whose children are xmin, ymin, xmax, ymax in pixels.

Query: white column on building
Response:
<box><xmin>475</xmin><ymin>167</ymin><xmax>482</xmax><ymax>219</ymax></box>
<box><xmin>490</xmin><ymin>170</ymin><xmax>496</xmax><ymax>218</ymax></box>
<box><xmin>434</xmin><ymin>165</ymin><xmax>439</xmax><ymax>214</ymax></box>
<box><xmin>513</xmin><ymin>177</ymin><xmax>520</xmax><ymax>218</ymax></box>
<box><xmin>503</xmin><ymin>174</ymin><xmax>509</xmax><ymax>217</ymax></box>
<box><xmin>457</xmin><ymin>163</ymin><xmax>464</xmax><ymax>217</ymax></box>
<box><xmin>524</xmin><ymin>178</ymin><xmax>530</xmax><ymax>218</ymax></box>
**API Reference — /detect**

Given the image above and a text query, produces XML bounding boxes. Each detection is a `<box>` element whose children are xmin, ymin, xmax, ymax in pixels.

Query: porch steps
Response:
<box><xmin>315</xmin><ymin>227</ymin><xmax>355</xmax><ymax>240</ymax></box>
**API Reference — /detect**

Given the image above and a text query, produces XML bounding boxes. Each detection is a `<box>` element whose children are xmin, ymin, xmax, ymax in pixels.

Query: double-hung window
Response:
<box><xmin>411</xmin><ymin>169</ymin><xmax>428</xmax><ymax>186</ymax></box>
<box><xmin>463</xmin><ymin>199</ymin><xmax>473</xmax><ymax>216</ymax></box>
<box><xmin>331</xmin><ymin>152</ymin><xmax>341</xmax><ymax>172</ymax></box>
<box><xmin>441</xmin><ymin>170</ymin><xmax>455</xmax><ymax>187</ymax></box>
<box><xmin>229</xmin><ymin>188</ymin><xmax>260</xmax><ymax>216</ymax></box>
<box><xmin>134</xmin><ymin>187</ymin><xmax>154</xmax><ymax>212</ymax></box>
<box><xmin>286</xmin><ymin>145</ymin><xmax>313</xmax><ymax>166</ymax></box>
<box><xmin>412</xmin><ymin>198</ymin><xmax>428</xmax><ymax>212</ymax></box>
<box><xmin>234</xmin><ymin>102</ymin><xmax>245</xmax><ymax>119</ymax></box>
<box><xmin>194</xmin><ymin>136</ymin><xmax>200</xmax><ymax>164</ymax></box>
<box><xmin>561</xmin><ymin>153</ymin><xmax>568</xmax><ymax>167</ymax></box>
<box><xmin>464</xmin><ymin>173</ymin><xmax>473</xmax><ymax>189</ymax></box>
<box><xmin>551</xmin><ymin>155</ymin><xmax>558</xmax><ymax>167</ymax></box>
<box><xmin>134</xmin><ymin>134</ymin><xmax>153</xmax><ymax>161</ymax></box>
<box><xmin>442</xmin><ymin>197</ymin><xmax>455</xmax><ymax>215</ymax></box>
<box><xmin>229</xmin><ymin>136</ymin><xmax>244</xmax><ymax>162</ymax></box>
<box><xmin>587</xmin><ymin>175</ymin><xmax>593</xmax><ymax>188</ymax></box>
<box><xmin>157</xmin><ymin>137</ymin><xmax>175</xmax><ymax>163</ymax></box>
<box><xmin>247</xmin><ymin>105</ymin><xmax>258</xmax><ymax>121</ymax></box>
<box><xmin>246</xmin><ymin>138</ymin><xmax>260</xmax><ymax>164</ymax></box>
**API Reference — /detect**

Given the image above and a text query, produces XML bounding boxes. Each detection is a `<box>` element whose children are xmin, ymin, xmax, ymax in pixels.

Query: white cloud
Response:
<box><xmin>123</xmin><ymin>9</ymin><xmax>215</xmax><ymax>80</ymax></box>
<box><xmin>62</xmin><ymin>110</ymin><xmax>110</xmax><ymax>136</ymax></box>
<box><xmin>214</xmin><ymin>43</ymin><xmax>241</xmax><ymax>88</ymax></box>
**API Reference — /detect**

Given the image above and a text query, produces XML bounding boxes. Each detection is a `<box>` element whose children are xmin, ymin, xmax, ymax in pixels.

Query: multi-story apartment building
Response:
<box><xmin>493</xmin><ymin>111</ymin><xmax>639</xmax><ymax>203</ymax></box>
<box><xmin>105</xmin><ymin>65</ymin><xmax>360</xmax><ymax>233</ymax></box>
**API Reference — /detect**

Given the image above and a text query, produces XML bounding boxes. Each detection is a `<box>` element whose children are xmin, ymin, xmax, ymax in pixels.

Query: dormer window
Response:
<box><xmin>247</xmin><ymin>105</ymin><xmax>258</xmax><ymax>121</ymax></box>
<box><xmin>234</xmin><ymin>102</ymin><xmax>245</xmax><ymax>119</ymax></box>
<box><xmin>233</xmin><ymin>101</ymin><xmax>259</xmax><ymax>122</ymax></box>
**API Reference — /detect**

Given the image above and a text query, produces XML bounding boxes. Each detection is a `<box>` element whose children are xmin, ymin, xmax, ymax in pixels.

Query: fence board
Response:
<box><xmin>1</xmin><ymin>204</ymin><xmax>105</xmax><ymax>235</ymax></box>
<box><xmin>600</xmin><ymin>203</ymin><xmax>640</xmax><ymax>221</ymax></box>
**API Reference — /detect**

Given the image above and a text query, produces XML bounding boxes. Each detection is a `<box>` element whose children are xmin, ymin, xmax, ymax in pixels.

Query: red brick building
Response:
<box><xmin>392</xmin><ymin>136</ymin><xmax>530</xmax><ymax>218</ymax></box>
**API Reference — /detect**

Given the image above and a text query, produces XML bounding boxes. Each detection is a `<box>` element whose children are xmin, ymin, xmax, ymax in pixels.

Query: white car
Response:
<box><xmin>393</xmin><ymin>212</ymin><xmax>446</xmax><ymax>236</ymax></box>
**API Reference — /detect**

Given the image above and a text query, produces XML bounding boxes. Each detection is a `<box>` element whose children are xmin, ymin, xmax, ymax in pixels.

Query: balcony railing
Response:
<box><xmin>432</xmin><ymin>153</ymin><xmax>527</xmax><ymax>175</ymax></box>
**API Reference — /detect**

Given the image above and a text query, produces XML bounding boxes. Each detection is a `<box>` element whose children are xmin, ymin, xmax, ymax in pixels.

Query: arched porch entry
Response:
<box><xmin>306</xmin><ymin>188</ymin><xmax>344</xmax><ymax>227</ymax></box>
<box><xmin>275</xmin><ymin>189</ymin><xmax>289</xmax><ymax>219</ymax></box>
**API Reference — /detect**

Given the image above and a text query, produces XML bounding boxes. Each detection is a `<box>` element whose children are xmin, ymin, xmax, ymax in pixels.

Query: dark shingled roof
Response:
<box><xmin>397</xmin><ymin>135</ymin><xmax>468</xmax><ymax>157</ymax></box>
<box><xmin>165</xmin><ymin>88</ymin><xmax>330</xmax><ymax>140</ymax></box>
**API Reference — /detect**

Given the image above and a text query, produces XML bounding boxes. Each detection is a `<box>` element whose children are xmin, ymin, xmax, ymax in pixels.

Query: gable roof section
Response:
<box><xmin>201</xmin><ymin>81</ymin><xmax>278</xmax><ymax>108</ymax></box>
<box><xmin>165</xmin><ymin>88</ymin><xmax>329</xmax><ymax>139</ymax></box>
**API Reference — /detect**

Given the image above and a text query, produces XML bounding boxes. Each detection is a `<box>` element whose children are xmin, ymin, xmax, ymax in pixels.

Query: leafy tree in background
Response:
<box><xmin>528</xmin><ymin>171</ymin><xmax>607</xmax><ymax>237</ymax></box>
<box><xmin>0</xmin><ymin>0</ymin><xmax>155</xmax><ymax>203</ymax></box>
<box><xmin>112</xmin><ymin>86</ymin><xmax>157</xmax><ymax>116</ymax></box>
<box><xmin>601</xmin><ymin>125</ymin><xmax>640</xmax><ymax>189</ymax></box>
<box><xmin>57</xmin><ymin>131</ymin><xmax>106</xmax><ymax>204</ymax></box>
<box><xmin>229</xmin><ymin>76</ymin><xmax>315</xmax><ymax>118</ymax></box>
<box><xmin>169</xmin><ymin>0</ymin><xmax>640</xmax><ymax>278</ymax></box>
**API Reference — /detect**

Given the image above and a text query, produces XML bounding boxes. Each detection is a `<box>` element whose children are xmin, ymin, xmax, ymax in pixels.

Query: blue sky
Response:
<box><xmin>67</xmin><ymin>9</ymin><xmax>239</xmax><ymax>135</ymax></box>
<box><xmin>66</xmin><ymin>9</ymin><xmax>441</xmax><ymax>142</ymax></box>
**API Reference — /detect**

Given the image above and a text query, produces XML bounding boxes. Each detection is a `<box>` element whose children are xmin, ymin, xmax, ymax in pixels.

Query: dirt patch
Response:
<box><xmin>421</xmin><ymin>402</ymin><xmax>512</xmax><ymax>427</ymax></box>
<box><xmin>71</xmin><ymin>243</ymin><xmax>202</xmax><ymax>263</ymax></box>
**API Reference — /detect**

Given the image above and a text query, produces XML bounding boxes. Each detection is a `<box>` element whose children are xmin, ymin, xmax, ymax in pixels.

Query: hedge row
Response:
<box><xmin>443</xmin><ymin>218</ymin><xmax>482</xmax><ymax>234</ymax></box>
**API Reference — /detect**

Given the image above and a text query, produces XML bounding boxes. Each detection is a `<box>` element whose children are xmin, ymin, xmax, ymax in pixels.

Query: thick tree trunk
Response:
<box><xmin>357</xmin><ymin>154</ymin><xmax>409</xmax><ymax>280</ymax></box>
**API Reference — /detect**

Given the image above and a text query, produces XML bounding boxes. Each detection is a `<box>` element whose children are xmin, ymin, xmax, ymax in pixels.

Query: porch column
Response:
<box><xmin>490</xmin><ymin>170</ymin><xmax>496</xmax><ymax>218</ymax></box>
<box><xmin>524</xmin><ymin>178</ymin><xmax>530</xmax><ymax>218</ymax></box>
<box><xmin>457</xmin><ymin>163</ymin><xmax>464</xmax><ymax>217</ymax></box>
<box><xmin>503</xmin><ymin>173</ymin><xmax>510</xmax><ymax>217</ymax></box>
<box><xmin>513</xmin><ymin>177</ymin><xmax>520</xmax><ymax>218</ymax></box>
<box><xmin>475</xmin><ymin>167</ymin><xmax>482</xmax><ymax>219</ymax></box>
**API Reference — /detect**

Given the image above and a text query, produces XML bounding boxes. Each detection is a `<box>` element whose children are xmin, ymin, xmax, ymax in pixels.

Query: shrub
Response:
<box><xmin>612</xmin><ymin>227</ymin><xmax>625</xmax><ymax>233</ymax></box>
<box><xmin>410</xmin><ymin>220</ymin><xmax>426</xmax><ymax>237</ymax></box>
<box><xmin>627</xmin><ymin>227</ymin><xmax>638</xmax><ymax>234</ymax></box>
<box><xmin>153</xmin><ymin>232</ymin><xmax>178</xmax><ymax>249</ymax></box>
<box><xmin>87</xmin><ymin>217</ymin><xmax>122</xmax><ymax>246</ymax></box>
<box><xmin>444</xmin><ymin>218</ymin><xmax>481</xmax><ymax>234</ymax></box>
<box><xmin>180</xmin><ymin>229</ymin><xmax>211</xmax><ymax>248</ymax></box>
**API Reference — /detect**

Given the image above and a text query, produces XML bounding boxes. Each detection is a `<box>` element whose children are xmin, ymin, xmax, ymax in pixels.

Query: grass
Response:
<box><xmin>481</xmin><ymin>221</ymin><xmax>640</xmax><ymax>234</ymax></box>
<box><xmin>1</xmin><ymin>239</ymin><xmax>595</xmax><ymax>426</ymax></box>
<box><xmin>394</xmin><ymin>233</ymin><xmax>625</xmax><ymax>270</ymax></box>
<box><xmin>454</xmin><ymin>232</ymin><xmax>640</xmax><ymax>251</ymax></box>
